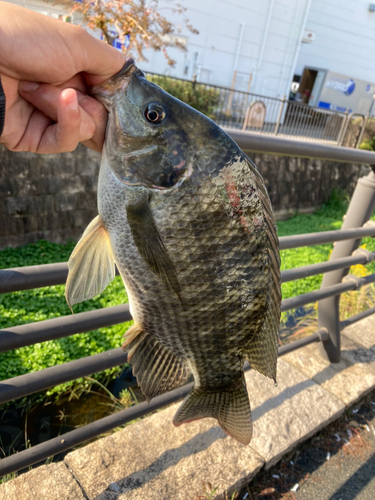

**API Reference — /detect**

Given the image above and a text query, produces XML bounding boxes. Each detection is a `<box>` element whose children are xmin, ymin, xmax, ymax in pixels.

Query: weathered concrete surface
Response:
<box><xmin>0</xmin><ymin>463</ymin><xmax>85</xmax><ymax>500</ymax></box>
<box><xmin>248</xmin><ymin>359</ymin><xmax>344</xmax><ymax>469</ymax></box>
<box><xmin>64</xmin><ymin>398</ymin><xmax>264</xmax><ymax>500</ymax></box>
<box><xmin>284</xmin><ymin>334</ymin><xmax>375</xmax><ymax>407</ymax></box>
<box><xmin>2</xmin><ymin>323</ymin><xmax>375</xmax><ymax>499</ymax></box>
<box><xmin>341</xmin><ymin>313</ymin><xmax>375</xmax><ymax>352</ymax></box>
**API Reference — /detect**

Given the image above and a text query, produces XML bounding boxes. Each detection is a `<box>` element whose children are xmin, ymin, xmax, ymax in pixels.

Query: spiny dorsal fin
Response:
<box><xmin>126</xmin><ymin>187</ymin><xmax>181</xmax><ymax>299</ymax></box>
<box><xmin>122</xmin><ymin>327</ymin><xmax>190</xmax><ymax>402</ymax></box>
<box><xmin>65</xmin><ymin>216</ymin><xmax>115</xmax><ymax>309</ymax></box>
<box><xmin>173</xmin><ymin>380</ymin><xmax>252</xmax><ymax>445</ymax></box>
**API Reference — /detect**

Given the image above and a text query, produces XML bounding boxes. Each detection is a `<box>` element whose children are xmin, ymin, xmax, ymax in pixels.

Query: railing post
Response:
<box><xmin>274</xmin><ymin>95</ymin><xmax>286</xmax><ymax>135</ymax></box>
<box><xmin>356</xmin><ymin>113</ymin><xmax>369</xmax><ymax>149</ymax></box>
<box><xmin>337</xmin><ymin>110</ymin><xmax>350</xmax><ymax>146</ymax></box>
<box><xmin>318</xmin><ymin>170</ymin><xmax>375</xmax><ymax>362</ymax></box>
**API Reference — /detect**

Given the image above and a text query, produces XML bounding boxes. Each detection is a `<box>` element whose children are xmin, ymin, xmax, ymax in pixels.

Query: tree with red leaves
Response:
<box><xmin>47</xmin><ymin>0</ymin><xmax>198</xmax><ymax>66</ymax></box>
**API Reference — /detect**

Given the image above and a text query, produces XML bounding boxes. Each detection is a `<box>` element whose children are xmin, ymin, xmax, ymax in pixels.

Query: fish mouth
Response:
<box><xmin>91</xmin><ymin>58</ymin><xmax>143</xmax><ymax>100</ymax></box>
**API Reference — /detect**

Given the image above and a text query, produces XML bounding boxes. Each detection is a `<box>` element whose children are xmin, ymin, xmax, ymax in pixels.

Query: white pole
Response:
<box><xmin>251</xmin><ymin>0</ymin><xmax>275</xmax><ymax>94</ymax></box>
<box><xmin>233</xmin><ymin>22</ymin><xmax>245</xmax><ymax>74</ymax></box>
<box><xmin>285</xmin><ymin>0</ymin><xmax>312</xmax><ymax>98</ymax></box>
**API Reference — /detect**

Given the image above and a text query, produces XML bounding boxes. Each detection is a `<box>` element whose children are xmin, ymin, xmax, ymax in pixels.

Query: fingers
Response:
<box><xmin>39</xmin><ymin>89</ymin><xmax>82</xmax><ymax>154</ymax></box>
<box><xmin>19</xmin><ymin>81</ymin><xmax>107</xmax><ymax>152</ymax></box>
<box><xmin>15</xmin><ymin>89</ymin><xmax>95</xmax><ymax>154</ymax></box>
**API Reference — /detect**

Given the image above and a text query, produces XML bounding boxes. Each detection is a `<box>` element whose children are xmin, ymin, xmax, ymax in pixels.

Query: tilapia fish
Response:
<box><xmin>66</xmin><ymin>58</ymin><xmax>281</xmax><ymax>445</ymax></box>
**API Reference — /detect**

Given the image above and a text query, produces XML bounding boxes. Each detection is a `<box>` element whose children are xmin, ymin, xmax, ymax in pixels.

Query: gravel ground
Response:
<box><xmin>236</xmin><ymin>389</ymin><xmax>375</xmax><ymax>500</ymax></box>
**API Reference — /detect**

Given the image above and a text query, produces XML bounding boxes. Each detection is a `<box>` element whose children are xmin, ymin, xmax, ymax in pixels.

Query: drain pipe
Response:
<box><xmin>233</xmin><ymin>22</ymin><xmax>245</xmax><ymax>75</ymax></box>
<box><xmin>285</xmin><ymin>0</ymin><xmax>312</xmax><ymax>97</ymax></box>
<box><xmin>251</xmin><ymin>0</ymin><xmax>275</xmax><ymax>93</ymax></box>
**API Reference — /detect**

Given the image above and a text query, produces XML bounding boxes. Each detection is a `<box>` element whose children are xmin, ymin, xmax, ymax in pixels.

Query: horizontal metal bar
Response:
<box><xmin>340</xmin><ymin>305</ymin><xmax>375</xmax><ymax>331</ymax></box>
<box><xmin>0</xmin><ymin>382</ymin><xmax>194</xmax><ymax>478</ymax></box>
<box><xmin>279</xmin><ymin>226</ymin><xmax>375</xmax><ymax>250</ymax></box>
<box><xmin>2</xmin><ymin>227</ymin><xmax>375</xmax><ymax>294</ymax></box>
<box><xmin>282</xmin><ymin>272</ymin><xmax>375</xmax><ymax>311</ymax></box>
<box><xmin>0</xmin><ymin>264</ymin><xmax>120</xmax><ymax>294</ymax></box>
<box><xmin>0</xmin><ymin>262</ymin><xmax>68</xmax><ymax>294</ymax></box>
<box><xmin>282</xmin><ymin>281</ymin><xmax>355</xmax><ymax>312</ymax></box>
<box><xmin>281</xmin><ymin>252</ymin><xmax>375</xmax><ymax>283</ymax></box>
<box><xmin>0</xmin><ymin>349</ymin><xmax>129</xmax><ymax>406</ymax></box>
<box><xmin>225</xmin><ymin>129</ymin><xmax>375</xmax><ymax>165</ymax></box>
<box><xmin>277</xmin><ymin>329</ymin><xmax>329</xmax><ymax>356</ymax></box>
<box><xmin>0</xmin><ymin>304</ymin><xmax>132</xmax><ymax>353</ymax></box>
<box><xmin>1</xmin><ymin>260</ymin><xmax>373</xmax><ymax>355</ymax></box>
<box><xmin>0</xmin><ymin>334</ymin><xmax>323</xmax><ymax>477</ymax></box>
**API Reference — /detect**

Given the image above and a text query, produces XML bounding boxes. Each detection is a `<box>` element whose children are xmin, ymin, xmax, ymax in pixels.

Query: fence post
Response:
<box><xmin>338</xmin><ymin>111</ymin><xmax>350</xmax><ymax>146</ymax></box>
<box><xmin>356</xmin><ymin>113</ymin><xmax>369</xmax><ymax>149</ymax></box>
<box><xmin>192</xmin><ymin>74</ymin><xmax>197</xmax><ymax>90</ymax></box>
<box><xmin>274</xmin><ymin>95</ymin><xmax>286</xmax><ymax>135</ymax></box>
<box><xmin>318</xmin><ymin>170</ymin><xmax>375</xmax><ymax>362</ymax></box>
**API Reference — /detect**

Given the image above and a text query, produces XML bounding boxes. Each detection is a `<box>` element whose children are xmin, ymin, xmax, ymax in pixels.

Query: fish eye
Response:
<box><xmin>144</xmin><ymin>103</ymin><xmax>166</xmax><ymax>124</ymax></box>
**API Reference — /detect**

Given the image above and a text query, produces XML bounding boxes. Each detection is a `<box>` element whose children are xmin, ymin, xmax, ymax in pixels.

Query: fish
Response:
<box><xmin>65</xmin><ymin>58</ymin><xmax>281</xmax><ymax>445</ymax></box>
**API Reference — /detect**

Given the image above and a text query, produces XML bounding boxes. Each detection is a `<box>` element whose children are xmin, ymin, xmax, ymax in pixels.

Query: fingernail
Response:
<box><xmin>20</xmin><ymin>81</ymin><xmax>40</xmax><ymax>92</ymax></box>
<box><xmin>67</xmin><ymin>94</ymin><xmax>78</xmax><ymax>110</ymax></box>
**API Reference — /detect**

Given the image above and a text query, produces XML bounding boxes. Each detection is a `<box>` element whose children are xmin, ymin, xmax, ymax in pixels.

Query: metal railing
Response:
<box><xmin>1</xmin><ymin>133</ymin><xmax>375</xmax><ymax>477</ymax></box>
<box><xmin>146</xmin><ymin>72</ymin><xmax>365</xmax><ymax>146</ymax></box>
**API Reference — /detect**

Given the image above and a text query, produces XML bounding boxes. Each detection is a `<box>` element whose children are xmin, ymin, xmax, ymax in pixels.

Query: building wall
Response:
<box><xmin>3</xmin><ymin>0</ymin><xmax>71</xmax><ymax>19</ymax></box>
<box><xmin>4</xmin><ymin>0</ymin><xmax>375</xmax><ymax>100</ymax></box>
<box><xmin>297</xmin><ymin>0</ymin><xmax>375</xmax><ymax>82</ymax></box>
<box><xmin>0</xmin><ymin>145</ymin><xmax>369</xmax><ymax>249</ymax></box>
<box><xmin>139</xmin><ymin>0</ymin><xmax>310</xmax><ymax>99</ymax></box>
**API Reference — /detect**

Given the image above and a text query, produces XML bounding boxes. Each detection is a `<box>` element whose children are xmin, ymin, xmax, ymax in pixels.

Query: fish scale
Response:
<box><xmin>65</xmin><ymin>58</ymin><xmax>281</xmax><ymax>445</ymax></box>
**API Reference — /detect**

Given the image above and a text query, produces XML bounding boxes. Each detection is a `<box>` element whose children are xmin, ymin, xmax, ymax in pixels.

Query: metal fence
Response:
<box><xmin>145</xmin><ymin>73</ymin><xmax>366</xmax><ymax>146</ymax></box>
<box><xmin>1</xmin><ymin>134</ymin><xmax>375</xmax><ymax>477</ymax></box>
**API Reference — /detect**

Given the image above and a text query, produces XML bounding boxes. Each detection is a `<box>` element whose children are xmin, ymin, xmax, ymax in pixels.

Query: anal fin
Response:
<box><xmin>122</xmin><ymin>328</ymin><xmax>191</xmax><ymax>402</ymax></box>
<box><xmin>173</xmin><ymin>379</ymin><xmax>252</xmax><ymax>445</ymax></box>
<box><xmin>65</xmin><ymin>216</ymin><xmax>115</xmax><ymax>309</ymax></box>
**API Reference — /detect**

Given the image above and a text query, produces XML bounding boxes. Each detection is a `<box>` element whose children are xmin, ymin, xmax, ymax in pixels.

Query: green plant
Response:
<box><xmin>146</xmin><ymin>74</ymin><xmax>221</xmax><ymax>118</ymax></box>
<box><xmin>360</xmin><ymin>137</ymin><xmax>375</xmax><ymax>151</ymax></box>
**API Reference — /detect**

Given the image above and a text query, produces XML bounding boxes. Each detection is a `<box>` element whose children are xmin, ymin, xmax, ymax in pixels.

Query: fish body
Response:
<box><xmin>66</xmin><ymin>59</ymin><xmax>281</xmax><ymax>445</ymax></box>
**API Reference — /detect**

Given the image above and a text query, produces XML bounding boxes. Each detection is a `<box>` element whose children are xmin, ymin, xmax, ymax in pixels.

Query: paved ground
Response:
<box><xmin>237</xmin><ymin>389</ymin><xmax>375</xmax><ymax>500</ymax></box>
<box><xmin>1</xmin><ymin>314</ymin><xmax>375</xmax><ymax>500</ymax></box>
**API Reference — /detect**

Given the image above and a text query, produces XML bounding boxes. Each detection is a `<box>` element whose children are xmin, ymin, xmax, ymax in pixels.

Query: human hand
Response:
<box><xmin>0</xmin><ymin>3</ymin><xmax>125</xmax><ymax>154</ymax></box>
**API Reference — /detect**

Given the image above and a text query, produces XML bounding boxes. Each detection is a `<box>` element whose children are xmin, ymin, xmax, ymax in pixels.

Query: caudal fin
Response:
<box><xmin>173</xmin><ymin>380</ymin><xmax>252</xmax><ymax>445</ymax></box>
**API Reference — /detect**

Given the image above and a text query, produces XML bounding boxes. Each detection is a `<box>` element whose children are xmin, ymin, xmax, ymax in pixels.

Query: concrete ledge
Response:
<box><xmin>2</xmin><ymin>315</ymin><xmax>375</xmax><ymax>499</ymax></box>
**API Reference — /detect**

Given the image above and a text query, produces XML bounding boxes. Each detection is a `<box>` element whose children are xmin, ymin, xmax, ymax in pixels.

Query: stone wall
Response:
<box><xmin>247</xmin><ymin>152</ymin><xmax>370</xmax><ymax>220</ymax></box>
<box><xmin>0</xmin><ymin>144</ymin><xmax>370</xmax><ymax>249</ymax></box>
<box><xmin>0</xmin><ymin>145</ymin><xmax>101</xmax><ymax>249</ymax></box>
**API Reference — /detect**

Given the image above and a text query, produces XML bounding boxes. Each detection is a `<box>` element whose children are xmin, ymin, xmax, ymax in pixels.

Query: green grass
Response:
<box><xmin>279</xmin><ymin>191</ymin><xmax>375</xmax><ymax>304</ymax></box>
<box><xmin>1</xmin><ymin>190</ymin><xmax>375</xmax><ymax>406</ymax></box>
<box><xmin>0</xmin><ymin>240</ymin><xmax>133</xmax><ymax>405</ymax></box>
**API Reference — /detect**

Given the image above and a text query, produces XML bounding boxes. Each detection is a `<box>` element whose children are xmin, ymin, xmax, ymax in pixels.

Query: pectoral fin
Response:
<box><xmin>65</xmin><ymin>216</ymin><xmax>115</xmax><ymax>309</ymax></box>
<box><xmin>126</xmin><ymin>188</ymin><xmax>181</xmax><ymax>299</ymax></box>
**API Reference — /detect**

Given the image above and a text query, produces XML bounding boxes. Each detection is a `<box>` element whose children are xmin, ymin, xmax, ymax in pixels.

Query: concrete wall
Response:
<box><xmin>0</xmin><ymin>145</ymin><xmax>369</xmax><ymax>249</ymax></box>
<box><xmin>0</xmin><ymin>145</ymin><xmax>101</xmax><ymax>249</ymax></box>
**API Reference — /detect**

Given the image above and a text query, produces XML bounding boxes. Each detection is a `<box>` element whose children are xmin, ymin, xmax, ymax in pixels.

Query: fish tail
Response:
<box><xmin>173</xmin><ymin>380</ymin><xmax>252</xmax><ymax>445</ymax></box>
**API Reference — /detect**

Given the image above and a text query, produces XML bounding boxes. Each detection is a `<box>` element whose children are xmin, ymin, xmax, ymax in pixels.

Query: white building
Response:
<box><xmin>5</xmin><ymin>0</ymin><xmax>375</xmax><ymax>103</ymax></box>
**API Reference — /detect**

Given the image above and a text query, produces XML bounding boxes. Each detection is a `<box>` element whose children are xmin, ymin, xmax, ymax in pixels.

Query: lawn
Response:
<box><xmin>1</xmin><ymin>191</ymin><xmax>375</xmax><ymax>404</ymax></box>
